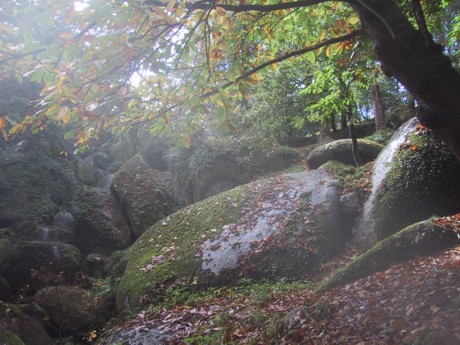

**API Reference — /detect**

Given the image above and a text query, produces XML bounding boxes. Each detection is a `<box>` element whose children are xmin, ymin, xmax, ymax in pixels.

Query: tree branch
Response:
<box><xmin>189</xmin><ymin>0</ymin><xmax>338</xmax><ymax>13</ymax></box>
<box><xmin>147</xmin><ymin>0</ymin><xmax>343</xmax><ymax>13</ymax></box>
<box><xmin>411</xmin><ymin>0</ymin><xmax>434</xmax><ymax>46</ymax></box>
<box><xmin>203</xmin><ymin>29</ymin><xmax>361</xmax><ymax>98</ymax></box>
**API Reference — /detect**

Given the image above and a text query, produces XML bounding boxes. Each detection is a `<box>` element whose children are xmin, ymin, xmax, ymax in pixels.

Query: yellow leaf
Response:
<box><xmin>9</xmin><ymin>124</ymin><xmax>23</xmax><ymax>136</ymax></box>
<box><xmin>348</xmin><ymin>16</ymin><xmax>360</xmax><ymax>25</ymax></box>
<box><xmin>319</xmin><ymin>30</ymin><xmax>327</xmax><ymax>41</ymax></box>
<box><xmin>63</xmin><ymin>109</ymin><xmax>72</xmax><ymax>125</ymax></box>
<box><xmin>216</xmin><ymin>7</ymin><xmax>226</xmax><ymax>16</ymax></box>
<box><xmin>58</xmin><ymin>32</ymin><xmax>74</xmax><ymax>39</ymax></box>
<box><xmin>1</xmin><ymin>129</ymin><xmax>8</xmax><ymax>141</ymax></box>
<box><xmin>55</xmin><ymin>106</ymin><xmax>69</xmax><ymax>122</ymax></box>
<box><xmin>182</xmin><ymin>134</ymin><xmax>192</xmax><ymax>148</ymax></box>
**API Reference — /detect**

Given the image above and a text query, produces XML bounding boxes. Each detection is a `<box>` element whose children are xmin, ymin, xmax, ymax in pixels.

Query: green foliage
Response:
<box><xmin>1</xmin><ymin>0</ymin><xmax>459</xmax><ymax>151</ymax></box>
<box><xmin>241</xmin><ymin>60</ymin><xmax>319</xmax><ymax>141</ymax></box>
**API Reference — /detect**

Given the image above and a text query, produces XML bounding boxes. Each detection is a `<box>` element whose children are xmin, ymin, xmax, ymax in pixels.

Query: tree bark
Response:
<box><xmin>350</xmin><ymin>0</ymin><xmax>460</xmax><ymax>160</ymax></box>
<box><xmin>371</xmin><ymin>83</ymin><xmax>386</xmax><ymax>131</ymax></box>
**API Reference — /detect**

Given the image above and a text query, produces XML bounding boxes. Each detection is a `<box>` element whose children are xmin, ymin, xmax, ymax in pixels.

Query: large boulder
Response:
<box><xmin>317</xmin><ymin>218</ymin><xmax>460</xmax><ymax>293</ymax></box>
<box><xmin>169</xmin><ymin>142</ymin><xmax>301</xmax><ymax>204</ymax></box>
<box><xmin>306</xmin><ymin>139</ymin><xmax>384</xmax><ymax>169</ymax></box>
<box><xmin>111</xmin><ymin>155</ymin><xmax>179</xmax><ymax>237</ymax></box>
<box><xmin>0</xmin><ymin>139</ymin><xmax>78</xmax><ymax>225</ymax></box>
<box><xmin>0</xmin><ymin>301</ymin><xmax>53</xmax><ymax>345</ymax></box>
<box><xmin>34</xmin><ymin>286</ymin><xmax>110</xmax><ymax>332</ymax></box>
<box><xmin>0</xmin><ymin>238</ymin><xmax>16</xmax><ymax>269</ymax></box>
<box><xmin>116</xmin><ymin>170</ymin><xmax>345</xmax><ymax>314</ymax></box>
<box><xmin>4</xmin><ymin>241</ymin><xmax>82</xmax><ymax>293</ymax></box>
<box><xmin>71</xmin><ymin>187</ymin><xmax>131</xmax><ymax>255</ymax></box>
<box><xmin>372</xmin><ymin>125</ymin><xmax>460</xmax><ymax>239</ymax></box>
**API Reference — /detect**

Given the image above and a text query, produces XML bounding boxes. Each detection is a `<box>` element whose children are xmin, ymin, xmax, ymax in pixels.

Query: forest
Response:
<box><xmin>1</xmin><ymin>0</ymin><xmax>460</xmax><ymax>344</ymax></box>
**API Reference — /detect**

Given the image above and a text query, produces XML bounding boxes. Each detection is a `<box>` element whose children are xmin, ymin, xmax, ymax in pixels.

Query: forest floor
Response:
<box><xmin>101</xmin><ymin>240</ymin><xmax>460</xmax><ymax>344</ymax></box>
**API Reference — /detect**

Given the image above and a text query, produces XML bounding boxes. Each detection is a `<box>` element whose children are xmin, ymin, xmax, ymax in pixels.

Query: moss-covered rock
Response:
<box><xmin>34</xmin><ymin>286</ymin><xmax>110</xmax><ymax>331</ymax></box>
<box><xmin>0</xmin><ymin>140</ymin><xmax>78</xmax><ymax>224</ymax></box>
<box><xmin>111</xmin><ymin>155</ymin><xmax>179</xmax><ymax>238</ymax></box>
<box><xmin>0</xmin><ymin>276</ymin><xmax>11</xmax><ymax>301</ymax></box>
<box><xmin>0</xmin><ymin>239</ymin><xmax>16</xmax><ymax>269</ymax></box>
<box><xmin>0</xmin><ymin>301</ymin><xmax>53</xmax><ymax>345</ymax></box>
<box><xmin>5</xmin><ymin>241</ymin><xmax>82</xmax><ymax>293</ymax></box>
<box><xmin>116</xmin><ymin>170</ymin><xmax>345</xmax><ymax>314</ymax></box>
<box><xmin>306</xmin><ymin>139</ymin><xmax>384</xmax><ymax>169</ymax></box>
<box><xmin>316</xmin><ymin>220</ymin><xmax>459</xmax><ymax>293</ymax></box>
<box><xmin>169</xmin><ymin>140</ymin><xmax>301</xmax><ymax>204</ymax></box>
<box><xmin>372</xmin><ymin>127</ymin><xmax>460</xmax><ymax>239</ymax></box>
<box><xmin>71</xmin><ymin>187</ymin><xmax>131</xmax><ymax>255</ymax></box>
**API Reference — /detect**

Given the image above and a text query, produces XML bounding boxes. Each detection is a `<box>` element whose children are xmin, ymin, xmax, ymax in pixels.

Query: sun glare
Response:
<box><xmin>74</xmin><ymin>1</ymin><xmax>89</xmax><ymax>11</ymax></box>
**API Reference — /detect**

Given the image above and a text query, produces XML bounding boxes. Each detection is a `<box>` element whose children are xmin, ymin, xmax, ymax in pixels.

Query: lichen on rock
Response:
<box><xmin>115</xmin><ymin>170</ymin><xmax>345</xmax><ymax>314</ymax></box>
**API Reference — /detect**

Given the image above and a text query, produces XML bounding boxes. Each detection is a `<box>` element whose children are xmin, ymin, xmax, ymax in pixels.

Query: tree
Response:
<box><xmin>1</xmin><ymin>0</ymin><xmax>460</xmax><ymax>158</ymax></box>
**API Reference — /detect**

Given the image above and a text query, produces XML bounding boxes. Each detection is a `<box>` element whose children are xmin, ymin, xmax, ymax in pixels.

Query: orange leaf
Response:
<box><xmin>0</xmin><ymin>117</ymin><xmax>6</xmax><ymax>130</ymax></box>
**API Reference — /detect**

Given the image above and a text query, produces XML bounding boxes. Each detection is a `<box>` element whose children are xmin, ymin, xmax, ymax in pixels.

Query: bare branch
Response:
<box><xmin>190</xmin><ymin>0</ymin><xmax>337</xmax><ymax>12</ymax></box>
<box><xmin>146</xmin><ymin>0</ymin><xmax>344</xmax><ymax>13</ymax></box>
<box><xmin>203</xmin><ymin>29</ymin><xmax>361</xmax><ymax>98</ymax></box>
<box><xmin>411</xmin><ymin>0</ymin><xmax>434</xmax><ymax>46</ymax></box>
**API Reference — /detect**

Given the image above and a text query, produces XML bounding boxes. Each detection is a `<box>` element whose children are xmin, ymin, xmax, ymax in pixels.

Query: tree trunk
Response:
<box><xmin>350</xmin><ymin>0</ymin><xmax>460</xmax><ymax>160</ymax></box>
<box><xmin>371</xmin><ymin>83</ymin><xmax>386</xmax><ymax>131</ymax></box>
<box><xmin>319</xmin><ymin>122</ymin><xmax>330</xmax><ymax>143</ymax></box>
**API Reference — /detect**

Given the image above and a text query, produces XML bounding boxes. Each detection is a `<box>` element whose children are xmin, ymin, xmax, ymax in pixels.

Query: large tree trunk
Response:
<box><xmin>350</xmin><ymin>0</ymin><xmax>460</xmax><ymax>160</ymax></box>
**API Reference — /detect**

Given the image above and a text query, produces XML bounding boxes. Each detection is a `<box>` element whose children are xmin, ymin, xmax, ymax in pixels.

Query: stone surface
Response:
<box><xmin>5</xmin><ymin>241</ymin><xmax>82</xmax><ymax>293</ymax></box>
<box><xmin>372</xmin><ymin>126</ymin><xmax>460</xmax><ymax>239</ymax></box>
<box><xmin>317</xmin><ymin>219</ymin><xmax>460</xmax><ymax>293</ymax></box>
<box><xmin>71</xmin><ymin>187</ymin><xmax>131</xmax><ymax>255</ymax></box>
<box><xmin>111</xmin><ymin>155</ymin><xmax>179</xmax><ymax>237</ymax></box>
<box><xmin>0</xmin><ymin>301</ymin><xmax>53</xmax><ymax>345</ymax></box>
<box><xmin>0</xmin><ymin>140</ymin><xmax>78</xmax><ymax>224</ymax></box>
<box><xmin>306</xmin><ymin>139</ymin><xmax>384</xmax><ymax>169</ymax></box>
<box><xmin>116</xmin><ymin>170</ymin><xmax>345</xmax><ymax>314</ymax></box>
<box><xmin>34</xmin><ymin>286</ymin><xmax>110</xmax><ymax>332</ymax></box>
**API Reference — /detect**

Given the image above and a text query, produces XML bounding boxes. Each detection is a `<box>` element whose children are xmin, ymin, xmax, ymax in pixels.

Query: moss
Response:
<box><xmin>35</xmin><ymin>286</ymin><xmax>110</xmax><ymax>331</ymax></box>
<box><xmin>0</xmin><ymin>331</ymin><xmax>25</xmax><ymax>345</ymax></box>
<box><xmin>116</xmin><ymin>185</ymin><xmax>247</xmax><ymax>313</ymax></box>
<box><xmin>372</xmin><ymin>129</ymin><xmax>460</xmax><ymax>239</ymax></box>
<box><xmin>0</xmin><ymin>239</ymin><xmax>16</xmax><ymax>267</ymax></box>
<box><xmin>307</xmin><ymin>139</ymin><xmax>384</xmax><ymax>169</ymax></box>
<box><xmin>316</xmin><ymin>220</ymin><xmax>458</xmax><ymax>293</ymax></box>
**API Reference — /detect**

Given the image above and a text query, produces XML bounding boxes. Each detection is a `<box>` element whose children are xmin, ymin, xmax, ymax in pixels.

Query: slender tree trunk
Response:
<box><xmin>351</xmin><ymin>0</ymin><xmax>460</xmax><ymax>160</ymax></box>
<box><xmin>319</xmin><ymin>122</ymin><xmax>330</xmax><ymax>143</ymax></box>
<box><xmin>371</xmin><ymin>83</ymin><xmax>386</xmax><ymax>131</ymax></box>
<box><xmin>331</xmin><ymin>113</ymin><xmax>337</xmax><ymax>133</ymax></box>
<box><xmin>340</xmin><ymin>111</ymin><xmax>348</xmax><ymax>129</ymax></box>
<box><xmin>345</xmin><ymin>103</ymin><xmax>362</xmax><ymax>166</ymax></box>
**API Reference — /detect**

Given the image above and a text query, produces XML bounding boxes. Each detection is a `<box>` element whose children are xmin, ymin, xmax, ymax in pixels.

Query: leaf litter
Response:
<box><xmin>100</xmin><ymin>217</ymin><xmax>460</xmax><ymax>344</ymax></box>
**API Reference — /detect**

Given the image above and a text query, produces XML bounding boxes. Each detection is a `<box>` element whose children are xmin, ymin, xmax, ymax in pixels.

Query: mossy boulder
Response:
<box><xmin>71</xmin><ymin>187</ymin><xmax>131</xmax><ymax>255</ymax></box>
<box><xmin>6</xmin><ymin>221</ymin><xmax>72</xmax><ymax>243</ymax></box>
<box><xmin>34</xmin><ymin>286</ymin><xmax>110</xmax><ymax>331</ymax></box>
<box><xmin>317</xmin><ymin>219</ymin><xmax>459</xmax><ymax>293</ymax></box>
<box><xmin>111</xmin><ymin>155</ymin><xmax>179</xmax><ymax>237</ymax></box>
<box><xmin>306</xmin><ymin>139</ymin><xmax>384</xmax><ymax>169</ymax></box>
<box><xmin>0</xmin><ymin>239</ymin><xmax>16</xmax><ymax>269</ymax></box>
<box><xmin>4</xmin><ymin>241</ymin><xmax>82</xmax><ymax>293</ymax></box>
<box><xmin>169</xmin><ymin>141</ymin><xmax>300</xmax><ymax>204</ymax></box>
<box><xmin>116</xmin><ymin>170</ymin><xmax>345</xmax><ymax>314</ymax></box>
<box><xmin>0</xmin><ymin>276</ymin><xmax>11</xmax><ymax>300</ymax></box>
<box><xmin>0</xmin><ymin>141</ymin><xmax>77</xmax><ymax>224</ymax></box>
<box><xmin>0</xmin><ymin>301</ymin><xmax>53</xmax><ymax>345</ymax></box>
<box><xmin>372</xmin><ymin>127</ymin><xmax>460</xmax><ymax>239</ymax></box>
